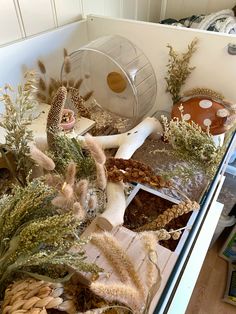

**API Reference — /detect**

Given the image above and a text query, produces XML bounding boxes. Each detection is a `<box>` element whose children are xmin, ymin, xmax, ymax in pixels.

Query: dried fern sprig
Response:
<box><xmin>165</xmin><ymin>38</ymin><xmax>198</xmax><ymax>103</ymax></box>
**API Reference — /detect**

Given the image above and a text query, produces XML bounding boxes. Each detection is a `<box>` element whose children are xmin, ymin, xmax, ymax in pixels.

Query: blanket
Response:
<box><xmin>161</xmin><ymin>9</ymin><xmax>236</xmax><ymax>34</ymax></box>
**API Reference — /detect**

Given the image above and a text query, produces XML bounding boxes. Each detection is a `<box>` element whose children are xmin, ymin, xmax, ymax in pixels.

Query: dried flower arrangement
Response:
<box><xmin>159</xmin><ymin>106</ymin><xmax>224</xmax><ymax>178</ymax></box>
<box><xmin>0</xmin><ymin>178</ymin><xmax>101</xmax><ymax>299</ymax></box>
<box><xmin>36</xmin><ymin>50</ymin><xmax>93</xmax><ymax>118</ymax></box>
<box><xmin>0</xmin><ymin>72</ymin><xmax>38</xmax><ymax>186</ymax></box>
<box><xmin>165</xmin><ymin>38</ymin><xmax>198</xmax><ymax>103</ymax></box>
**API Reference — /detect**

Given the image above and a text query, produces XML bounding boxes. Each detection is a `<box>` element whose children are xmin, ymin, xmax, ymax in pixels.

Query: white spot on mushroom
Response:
<box><xmin>183</xmin><ymin>113</ymin><xmax>191</xmax><ymax>121</ymax></box>
<box><xmin>217</xmin><ymin>108</ymin><xmax>229</xmax><ymax>118</ymax></box>
<box><xmin>199</xmin><ymin>100</ymin><xmax>213</xmax><ymax>109</ymax></box>
<box><xmin>203</xmin><ymin>119</ymin><xmax>212</xmax><ymax>127</ymax></box>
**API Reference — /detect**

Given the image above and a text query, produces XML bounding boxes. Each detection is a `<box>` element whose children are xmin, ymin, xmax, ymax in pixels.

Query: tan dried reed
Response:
<box><xmin>37</xmin><ymin>60</ymin><xmax>46</xmax><ymax>74</ymax></box>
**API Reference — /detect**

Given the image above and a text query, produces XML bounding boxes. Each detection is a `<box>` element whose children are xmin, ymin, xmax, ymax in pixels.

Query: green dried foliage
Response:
<box><xmin>49</xmin><ymin>134</ymin><xmax>96</xmax><ymax>178</ymax></box>
<box><xmin>161</xmin><ymin>107</ymin><xmax>223</xmax><ymax>178</ymax></box>
<box><xmin>165</xmin><ymin>38</ymin><xmax>198</xmax><ymax>104</ymax></box>
<box><xmin>0</xmin><ymin>179</ymin><xmax>101</xmax><ymax>298</ymax></box>
<box><xmin>0</xmin><ymin>72</ymin><xmax>38</xmax><ymax>185</ymax></box>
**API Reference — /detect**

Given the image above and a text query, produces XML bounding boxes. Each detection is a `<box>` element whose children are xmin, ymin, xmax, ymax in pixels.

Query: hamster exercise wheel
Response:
<box><xmin>61</xmin><ymin>35</ymin><xmax>157</xmax><ymax>126</ymax></box>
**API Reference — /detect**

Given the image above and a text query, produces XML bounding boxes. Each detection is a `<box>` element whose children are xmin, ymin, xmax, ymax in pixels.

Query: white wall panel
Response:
<box><xmin>82</xmin><ymin>0</ymin><xmax>105</xmax><ymax>16</ymax></box>
<box><xmin>104</xmin><ymin>0</ymin><xmax>121</xmax><ymax>18</ymax></box>
<box><xmin>19</xmin><ymin>0</ymin><xmax>55</xmax><ymax>36</ymax></box>
<box><xmin>206</xmin><ymin>0</ymin><xmax>236</xmax><ymax>14</ymax></box>
<box><xmin>0</xmin><ymin>0</ymin><xmax>23</xmax><ymax>45</ymax></box>
<box><xmin>149</xmin><ymin>0</ymin><xmax>162</xmax><ymax>22</ymax></box>
<box><xmin>122</xmin><ymin>0</ymin><xmax>136</xmax><ymax>19</ymax></box>
<box><xmin>55</xmin><ymin>0</ymin><xmax>82</xmax><ymax>26</ymax></box>
<box><xmin>136</xmin><ymin>0</ymin><xmax>148</xmax><ymax>21</ymax></box>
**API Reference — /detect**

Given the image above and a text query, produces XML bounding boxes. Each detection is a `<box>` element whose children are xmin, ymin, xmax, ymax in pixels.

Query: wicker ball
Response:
<box><xmin>2</xmin><ymin>278</ymin><xmax>76</xmax><ymax>314</ymax></box>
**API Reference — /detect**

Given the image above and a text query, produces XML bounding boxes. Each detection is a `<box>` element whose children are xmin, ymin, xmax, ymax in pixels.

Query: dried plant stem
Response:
<box><xmin>136</xmin><ymin>201</ymin><xmax>200</xmax><ymax>232</ymax></box>
<box><xmin>90</xmin><ymin>282</ymin><xmax>142</xmax><ymax>313</ymax></box>
<box><xmin>106</xmin><ymin>158</ymin><xmax>169</xmax><ymax>188</ymax></box>
<box><xmin>91</xmin><ymin>233</ymin><xmax>145</xmax><ymax>297</ymax></box>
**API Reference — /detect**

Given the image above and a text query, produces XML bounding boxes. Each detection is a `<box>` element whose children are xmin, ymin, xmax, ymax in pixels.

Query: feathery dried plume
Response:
<box><xmin>74</xmin><ymin>79</ymin><xmax>83</xmax><ymax>89</ymax></box>
<box><xmin>51</xmin><ymin>195</ymin><xmax>68</xmax><ymax>208</ymax></box>
<box><xmin>85</xmin><ymin>134</ymin><xmax>106</xmax><ymax>165</ymax></box>
<box><xmin>141</xmin><ymin>233</ymin><xmax>160</xmax><ymax>290</ymax></box>
<box><xmin>48</xmin><ymin>83</ymin><xmax>54</xmax><ymax>96</ymax></box>
<box><xmin>36</xmin><ymin>92</ymin><xmax>47</xmax><ymax>102</ymax></box>
<box><xmin>63</xmin><ymin>48</ymin><xmax>68</xmax><ymax>58</ymax></box>
<box><xmin>37</xmin><ymin>60</ymin><xmax>46</xmax><ymax>74</ymax></box>
<box><xmin>29</xmin><ymin>144</ymin><xmax>55</xmax><ymax>171</ymax></box>
<box><xmin>65</xmin><ymin>161</ymin><xmax>77</xmax><ymax>186</ymax></box>
<box><xmin>83</xmin><ymin>91</ymin><xmax>94</xmax><ymax>101</ymax></box>
<box><xmin>38</xmin><ymin>77</ymin><xmax>46</xmax><ymax>91</ymax></box>
<box><xmin>90</xmin><ymin>282</ymin><xmax>142</xmax><ymax>313</ymax></box>
<box><xmin>73</xmin><ymin>202</ymin><xmax>86</xmax><ymax>220</ymax></box>
<box><xmin>88</xmin><ymin>194</ymin><xmax>97</xmax><ymax>211</ymax></box>
<box><xmin>75</xmin><ymin>179</ymin><xmax>89</xmax><ymax>207</ymax></box>
<box><xmin>64</xmin><ymin>56</ymin><xmax>71</xmax><ymax>74</ymax></box>
<box><xmin>68</xmin><ymin>79</ymin><xmax>75</xmax><ymax>87</ymax></box>
<box><xmin>95</xmin><ymin>162</ymin><xmax>107</xmax><ymax>190</ymax></box>
<box><xmin>61</xmin><ymin>183</ymin><xmax>74</xmax><ymax>200</ymax></box>
<box><xmin>91</xmin><ymin>232</ymin><xmax>145</xmax><ymax>297</ymax></box>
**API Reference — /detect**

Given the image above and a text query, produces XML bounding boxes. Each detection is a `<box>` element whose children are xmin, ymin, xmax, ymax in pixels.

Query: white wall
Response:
<box><xmin>0</xmin><ymin>1</ymin><xmax>235</xmax><ymax>47</ymax></box>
